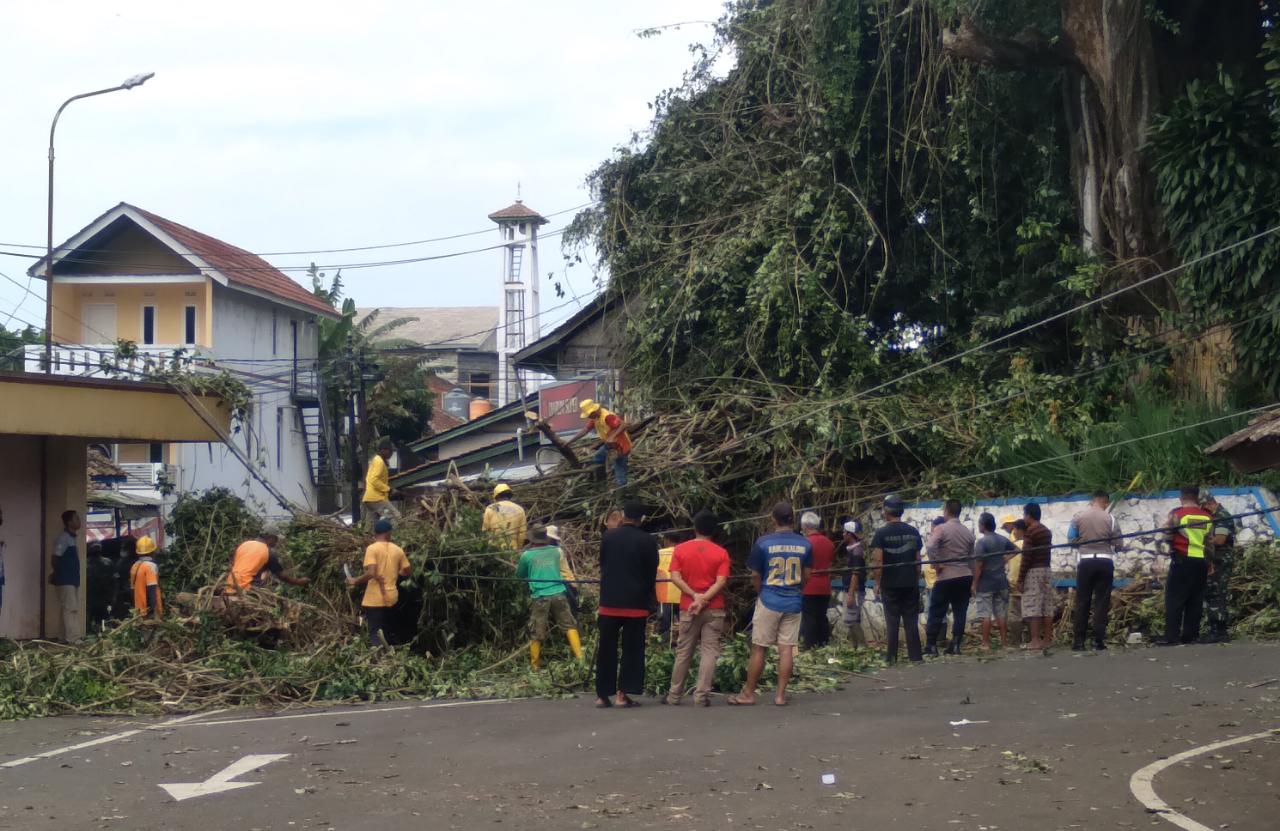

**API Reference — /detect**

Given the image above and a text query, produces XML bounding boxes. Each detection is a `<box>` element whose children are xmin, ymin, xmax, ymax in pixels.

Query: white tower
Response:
<box><xmin>488</xmin><ymin>197</ymin><xmax>547</xmax><ymax>406</ymax></box>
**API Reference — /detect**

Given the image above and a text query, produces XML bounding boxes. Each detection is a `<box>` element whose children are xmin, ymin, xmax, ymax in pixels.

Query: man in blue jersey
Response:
<box><xmin>728</xmin><ymin>502</ymin><xmax>812</xmax><ymax>706</ymax></box>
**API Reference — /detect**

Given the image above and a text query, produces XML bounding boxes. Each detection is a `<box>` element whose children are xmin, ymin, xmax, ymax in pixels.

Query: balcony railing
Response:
<box><xmin>117</xmin><ymin>462</ymin><xmax>176</xmax><ymax>491</ymax></box>
<box><xmin>23</xmin><ymin>344</ymin><xmax>204</xmax><ymax>380</ymax></box>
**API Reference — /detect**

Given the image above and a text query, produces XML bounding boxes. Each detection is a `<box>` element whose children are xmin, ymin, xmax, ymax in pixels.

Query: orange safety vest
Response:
<box><xmin>227</xmin><ymin>540</ymin><xmax>270</xmax><ymax>591</ymax></box>
<box><xmin>130</xmin><ymin>558</ymin><xmax>163</xmax><ymax>615</ymax></box>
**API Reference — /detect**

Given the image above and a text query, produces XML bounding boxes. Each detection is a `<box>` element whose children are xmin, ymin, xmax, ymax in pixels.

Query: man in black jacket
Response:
<box><xmin>596</xmin><ymin>501</ymin><xmax>659</xmax><ymax>708</ymax></box>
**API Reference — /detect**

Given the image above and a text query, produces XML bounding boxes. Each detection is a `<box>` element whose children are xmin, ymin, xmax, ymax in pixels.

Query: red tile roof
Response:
<box><xmin>128</xmin><ymin>205</ymin><xmax>338</xmax><ymax>318</ymax></box>
<box><xmin>487</xmin><ymin>200</ymin><xmax>547</xmax><ymax>223</ymax></box>
<box><xmin>430</xmin><ymin>408</ymin><xmax>466</xmax><ymax>434</ymax></box>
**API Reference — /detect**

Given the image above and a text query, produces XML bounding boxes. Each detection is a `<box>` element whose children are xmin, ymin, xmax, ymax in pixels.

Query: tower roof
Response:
<box><xmin>487</xmin><ymin>199</ymin><xmax>548</xmax><ymax>224</ymax></box>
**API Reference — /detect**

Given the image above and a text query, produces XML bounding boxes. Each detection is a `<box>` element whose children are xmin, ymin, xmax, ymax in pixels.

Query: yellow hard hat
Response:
<box><xmin>579</xmin><ymin>398</ymin><xmax>601</xmax><ymax>419</ymax></box>
<box><xmin>493</xmin><ymin>483</ymin><xmax>512</xmax><ymax>498</ymax></box>
<box><xmin>999</xmin><ymin>514</ymin><xmax>1017</xmax><ymax>529</ymax></box>
<box><xmin>135</xmin><ymin>535</ymin><xmax>157</xmax><ymax>555</ymax></box>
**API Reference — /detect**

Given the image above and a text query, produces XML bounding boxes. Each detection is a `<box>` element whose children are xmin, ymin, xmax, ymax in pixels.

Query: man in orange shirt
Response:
<box><xmin>347</xmin><ymin>519</ymin><xmax>411</xmax><ymax>648</ymax></box>
<box><xmin>129</xmin><ymin>535</ymin><xmax>162</xmax><ymax>619</ymax></box>
<box><xmin>226</xmin><ymin>523</ymin><xmax>311</xmax><ymax>594</ymax></box>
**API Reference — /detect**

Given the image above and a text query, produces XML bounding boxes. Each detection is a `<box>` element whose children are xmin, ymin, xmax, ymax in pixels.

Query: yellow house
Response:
<box><xmin>0</xmin><ymin>372</ymin><xmax>229</xmax><ymax>640</ymax></box>
<box><xmin>27</xmin><ymin>203</ymin><xmax>341</xmax><ymax>512</ymax></box>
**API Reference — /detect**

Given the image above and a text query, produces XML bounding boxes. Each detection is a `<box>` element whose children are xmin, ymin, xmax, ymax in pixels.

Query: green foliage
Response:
<box><xmin>0</xmin><ymin>323</ymin><xmax>41</xmax><ymax>370</ymax></box>
<box><xmin>569</xmin><ymin>0</ymin><xmax>1082</xmax><ymax>401</ymax></box>
<box><xmin>983</xmin><ymin>386</ymin><xmax>1260</xmax><ymax>495</ymax></box>
<box><xmin>164</xmin><ymin>488</ymin><xmax>264</xmax><ymax>592</ymax></box>
<box><xmin>310</xmin><ymin>266</ymin><xmax>434</xmax><ymax>452</ymax></box>
<box><xmin>1149</xmin><ymin>30</ymin><xmax>1280</xmax><ymax>397</ymax></box>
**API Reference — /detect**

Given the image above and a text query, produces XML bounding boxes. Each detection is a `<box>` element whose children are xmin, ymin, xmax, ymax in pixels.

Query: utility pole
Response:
<box><xmin>346</xmin><ymin>336</ymin><xmax>361</xmax><ymax>525</ymax></box>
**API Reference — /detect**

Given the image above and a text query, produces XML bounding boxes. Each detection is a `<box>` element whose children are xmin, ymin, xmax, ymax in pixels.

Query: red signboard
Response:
<box><xmin>539</xmin><ymin>379</ymin><xmax>598</xmax><ymax>435</ymax></box>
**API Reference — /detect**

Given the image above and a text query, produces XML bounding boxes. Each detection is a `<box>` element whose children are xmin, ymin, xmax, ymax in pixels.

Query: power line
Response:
<box><xmin>0</xmin><ymin>227</ymin><xmax>570</xmax><ymax>275</ymax></box>
<box><xmin>0</xmin><ymin>202</ymin><xmax>593</xmax><ymax>257</ymax></box>
<box><xmin>608</xmin><ymin>223</ymin><xmax>1280</xmax><ymax>498</ymax></box>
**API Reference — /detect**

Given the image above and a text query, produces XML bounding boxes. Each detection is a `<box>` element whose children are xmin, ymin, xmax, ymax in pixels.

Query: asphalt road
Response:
<box><xmin>1</xmin><ymin>642</ymin><xmax>1278</xmax><ymax>831</ymax></box>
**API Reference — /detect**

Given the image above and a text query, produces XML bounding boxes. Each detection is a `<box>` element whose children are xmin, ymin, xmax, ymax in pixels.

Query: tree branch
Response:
<box><xmin>942</xmin><ymin>19</ymin><xmax>1080</xmax><ymax>73</ymax></box>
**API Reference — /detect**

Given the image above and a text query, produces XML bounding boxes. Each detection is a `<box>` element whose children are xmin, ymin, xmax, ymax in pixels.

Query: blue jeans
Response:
<box><xmin>592</xmin><ymin>445</ymin><xmax>629</xmax><ymax>486</ymax></box>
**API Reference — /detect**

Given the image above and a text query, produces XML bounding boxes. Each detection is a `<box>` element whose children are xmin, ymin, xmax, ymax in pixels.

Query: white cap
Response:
<box><xmin>842</xmin><ymin>520</ymin><xmax>862</xmax><ymax>536</ymax></box>
<box><xmin>545</xmin><ymin>525</ymin><xmax>562</xmax><ymax>542</ymax></box>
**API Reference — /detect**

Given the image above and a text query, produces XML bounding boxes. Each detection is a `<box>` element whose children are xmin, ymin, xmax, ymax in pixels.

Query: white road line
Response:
<box><xmin>1129</xmin><ymin>727</ymin><xmax>1280</xmax><ymax>831</ymax></box>
<box><xmin>171</xmin><ymin>697</ymin><xmax>509</xmax><ymax>728</ymax></box>
<box><xmin>0</xmin><ymin>710</ymin><xmax>225</xmax><ymax>770</ymax></box>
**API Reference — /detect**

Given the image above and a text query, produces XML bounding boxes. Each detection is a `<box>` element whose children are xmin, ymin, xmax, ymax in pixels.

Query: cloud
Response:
<box><xmin>0</xmin><ymin>0</ymin><xmax>726</xmax><ymax>319</ymax></box>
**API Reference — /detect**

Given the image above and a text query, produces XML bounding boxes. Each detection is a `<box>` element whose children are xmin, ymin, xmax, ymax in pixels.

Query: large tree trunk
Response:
<box><xmin>944</xmin><ymin>0</ymin><xmax>1267</xmax><ymax>276</ymax></box>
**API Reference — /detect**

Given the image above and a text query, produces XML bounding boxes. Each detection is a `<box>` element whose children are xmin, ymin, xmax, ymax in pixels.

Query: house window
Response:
<box><xmin>467</xmin><ymin>371</ymin><xmax>491</xmax><ymax>401</ymax></box>
<box><xmin>183</xmin><ymin>305</ymin><xmax>198</xmax><ymax>345</ymax></box>
<box><xmin>505</xmin><ymin>290</ymin><xmax>525</xmax><ymax>350</ymax></box>
<box><xmin>149</xmin><ymin>443</ymin><xmax>164</xmax><ymax>464</ymax></box>
<box><xmin>142</xmin><ymin>306</ymin><xmax>156</xmax><ymax>345</ymax></box>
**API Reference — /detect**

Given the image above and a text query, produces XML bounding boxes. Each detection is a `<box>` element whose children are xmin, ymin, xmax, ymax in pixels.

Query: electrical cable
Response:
<box><xmin>0</xmin><ymin>202</ymin><xmax>593</xmax><ymax>257</ymax></box>
<box><xmin>403</xmin><ymin>504</ymin><xmax>1280</xmax><ymax>584</ymax></box>
<box><xmin>594</xmin><ymin>222</ymin><xmax>1280</xmax><ymax>501</ymax></box>
<box><xmin>0</xmin><ymin>227</ymin><xmax>570</xmax><ymax>274</ymax></box>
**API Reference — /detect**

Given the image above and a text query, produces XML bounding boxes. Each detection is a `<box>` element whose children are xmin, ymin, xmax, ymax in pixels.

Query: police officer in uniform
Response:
<box><xmin>1201</xmin><ymin>493</ymin><xmax>1237</xmax><ymax>643</ymax></box>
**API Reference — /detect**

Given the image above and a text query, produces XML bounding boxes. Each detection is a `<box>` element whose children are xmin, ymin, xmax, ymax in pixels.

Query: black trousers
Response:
<box><xmin>925</xmin><ymin>577</ymin><xmax>971</xmax><ymax>646</ymax></box>
<box><xmin>882</xmin><ymin>586</ymin><xmax>923</xmax><ymax>663</ymax></box>
<box><xmin>1165</xmin><ymin>558</ymin><xmax>1209</xmax><ymax>644</ymax></box>
<box><xmin>800</xmin><ymin>595</ymin><xmax>831</xmax><ymax>649</ymax></box>
<box><xmin>1073</xmin><ymin>558</ymin><xmax>1114</xmax><ymax>644</ymax></box>
<box><xmin>596</xmin><ymin>614</ymin><xmax>647</xmax><ymax>699</ymax></box>
<box><xmin>363</xmin><ymin>606</ymin><xmax>390</xmax><ymax>647</ymax></box>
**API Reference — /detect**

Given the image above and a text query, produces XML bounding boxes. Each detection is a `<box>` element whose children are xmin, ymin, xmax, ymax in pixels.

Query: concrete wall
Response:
<box><xmin>170</xmin><ymin>285</ymin><xmax>320</xmax><ymax>516</ymax></box>
<box><xmin>0</xmin><ymin>435</ymin><xmax>86</xmax><ymax>640</ymax></box>
<box><xmin>895</xmin><ymin>486</ymin><xmax>1279</xmax><ymax>578</ymax></box>
<box><xmin>52</xmin><ymin>281</ymin><xmax>209</xmax><ymax>346</ymax></box>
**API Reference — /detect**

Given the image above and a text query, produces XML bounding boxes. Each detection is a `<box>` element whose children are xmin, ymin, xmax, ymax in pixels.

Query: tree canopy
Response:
<box><xmin>567</xmin><ymin>0</ymin><xmax>1280</xmax><ymax>498</ymax></box>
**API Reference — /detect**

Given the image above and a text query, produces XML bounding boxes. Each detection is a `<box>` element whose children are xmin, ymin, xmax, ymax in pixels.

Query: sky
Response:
<box><xmin>0</xmin><ymin>0</ymin><xmax>726</xmax><ymax>336</ymax></box>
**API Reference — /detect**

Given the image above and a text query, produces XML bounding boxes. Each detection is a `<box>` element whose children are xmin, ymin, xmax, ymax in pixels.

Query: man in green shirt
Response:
<box><xmin>516</xmin><ymin>524</ymin><xmax>583</xmax><ymax>668</ymax></box>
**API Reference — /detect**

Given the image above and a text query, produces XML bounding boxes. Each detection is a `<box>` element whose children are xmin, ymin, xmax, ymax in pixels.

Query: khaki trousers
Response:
<box><xmin>666</xmin><ymin>608</ymin><xmax>725</xmax><ymax>704</ymax></box>
<box><xmin>57</xmin><ymin>584</ymin><xmax>83</xmax><ymax>643</ymax></box>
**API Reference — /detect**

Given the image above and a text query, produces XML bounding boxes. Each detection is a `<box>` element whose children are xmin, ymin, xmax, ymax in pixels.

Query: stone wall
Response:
<box><xmin>895</xmin><ymin>486</ymin><xmax>1279</xmax><ymax>579</ymax></box>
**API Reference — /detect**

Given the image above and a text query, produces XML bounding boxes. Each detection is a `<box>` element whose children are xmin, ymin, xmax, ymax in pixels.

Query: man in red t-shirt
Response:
<box><xmin>799</xmin><ymin>512</ymin><xmax>835</xmax><ymax>649</ymax></box>
<box><xmin>664</xmin><ymin>510</ymin><xmax>731</xmax><ymax>706</ymax></box>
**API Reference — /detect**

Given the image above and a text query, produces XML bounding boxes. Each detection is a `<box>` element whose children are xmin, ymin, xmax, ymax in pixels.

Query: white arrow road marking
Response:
<box><xmin>160</xmin><ymin>753</ymin><xmax>290</xmax><ymax>802</ymax></box>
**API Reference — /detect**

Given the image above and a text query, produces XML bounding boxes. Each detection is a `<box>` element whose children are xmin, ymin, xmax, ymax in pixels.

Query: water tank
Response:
<box><xmin>469</xmin><ymin>397</ymin><xmax>494</xmax><ymax>420</ymax></box>
<box><xmin>443</xmin><ymin>387</ymin><xmax>470</xmax><ymax>421</ymax></box>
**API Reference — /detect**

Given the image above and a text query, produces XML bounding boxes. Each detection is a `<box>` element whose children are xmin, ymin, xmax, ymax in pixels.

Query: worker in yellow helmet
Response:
<box><xmin>569</xmin><ymin>399</ymin><xmax>633</xmax><ymax>486</ymax></box>
<box><xmin>483</xmin><ymin>483</ymin><xmax>527</xmax><ymax>552</ymax></box>
<box><xmin>130</xmin><ymin>535</ymin><xmax>163</xmax><ymax>619</ymax></box>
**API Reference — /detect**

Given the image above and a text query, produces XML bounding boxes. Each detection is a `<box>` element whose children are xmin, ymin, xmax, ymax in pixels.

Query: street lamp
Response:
<box><xmin>44</xmin><ymin>71</ymin><xmax>155</xmax><ymax>372</ymax></box>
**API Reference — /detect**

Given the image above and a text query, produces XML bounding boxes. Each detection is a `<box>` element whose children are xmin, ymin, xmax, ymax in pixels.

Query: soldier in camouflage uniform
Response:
<box><xmin>1200</xmin><ymin>493</ymin><xmax>1237</xmax><ymax>643</ymax></box>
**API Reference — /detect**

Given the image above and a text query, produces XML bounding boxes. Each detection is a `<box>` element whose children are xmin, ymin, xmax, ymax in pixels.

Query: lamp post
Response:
<box><xmin>44</xmin><ymin>72</ymin><xmax>155</xmax><ymax>372</ymax></box>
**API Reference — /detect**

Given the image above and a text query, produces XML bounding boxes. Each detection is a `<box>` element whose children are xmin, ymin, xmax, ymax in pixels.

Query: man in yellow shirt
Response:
<box><xmin>483</xmin><ymin>483</ymin><xmax>527</xmax><ymax>552</ymax></box>
<box><xmin>362</xmin><ymin>440</ymin><xmax>399</xmax><ymax>523</ymax></box>
<box><xmin>569</xmin><ymin>399</ymin><xmax>633</xmax><ymax>486</ymax></box>
<box><xmin>656</xmin><ymin>530</ymin><xmax>684</xmax><ymax>647</ymax></box>
<box><xmin>346</xmin><ymin>519</ymin><xmax>411</xmax><ymax>648</ymax></box>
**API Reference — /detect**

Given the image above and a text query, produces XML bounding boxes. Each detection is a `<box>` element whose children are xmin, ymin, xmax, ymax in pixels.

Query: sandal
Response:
<box><xmin>594</xmin><ymin>698</ymin><xmax>612</xmax><ymax>708</ymax></box>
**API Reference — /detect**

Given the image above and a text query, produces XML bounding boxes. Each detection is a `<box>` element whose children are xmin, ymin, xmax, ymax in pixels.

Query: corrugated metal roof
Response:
<box><xmin>356</xmin><ymin>306</ymin><xmax>498</xmax><ymax>350</ymax></box>
<box><xmin>1205</xmin><ymin>407</ymin><xmax>1280</xmax><ymax>456</ymax></box>
<box><xmin>129</xmin><ymin>205</ymin><xmax>338</xmax><ymax>318</ymax></box>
